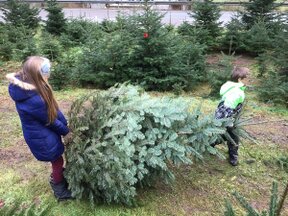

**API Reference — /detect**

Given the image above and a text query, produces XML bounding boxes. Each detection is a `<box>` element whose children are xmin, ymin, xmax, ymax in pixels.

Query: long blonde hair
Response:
<box><xmin>20</xmin><ymin>56</ymin><xmax>58</xmax><ymax>124</ymax></box>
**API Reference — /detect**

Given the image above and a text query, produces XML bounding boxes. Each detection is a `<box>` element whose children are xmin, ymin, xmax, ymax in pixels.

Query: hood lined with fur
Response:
<box><xmin>6</xmin><ymin>73</ymin><xmax>68</xmax><ymax>162</ymax></box>
<box><xmin>6</xmin><ymin>73</ymin><xmax>36</xmax><ymax>90</ymax></box>
<box><xmin>6</xmin><ymin>73</ymin><xmax>38</xmax><ymax>102</ymax></box>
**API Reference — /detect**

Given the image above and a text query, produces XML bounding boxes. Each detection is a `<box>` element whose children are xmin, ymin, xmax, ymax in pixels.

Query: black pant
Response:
<box><xmin>212</xmin><ymin>127</ymin><xmax>239</xmax><ymax>161</ymax></box>
<box><xmin>226</xmin><ymin>127</ymin><xmax>239</xmax><ymax>161</ymax></box>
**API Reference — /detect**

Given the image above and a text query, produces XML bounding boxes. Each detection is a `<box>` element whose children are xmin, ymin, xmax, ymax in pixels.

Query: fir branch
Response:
<box><xmin>233</xmin><ymin>192</ymin><xmax>260</xmax><ymax>216</ymax></box>
<box><xmin>276</xmin><ymin>181</ymin><xmax>288</xmax><ymax>216</ymax></box>
<box><xmin>224</xmin><ymin>199</ymin><xmax>236</xmax><ymax>216</ymax></box>
<box><xmin>269</xmin><ymin>182</ymin><xmax>278</xmax><ymax>216</ymax></box>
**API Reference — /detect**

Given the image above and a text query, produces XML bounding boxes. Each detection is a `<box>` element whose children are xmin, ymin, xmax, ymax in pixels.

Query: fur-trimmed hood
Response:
<box><xmin>7</xmin><ymin>73</ymin><xmax>69</xmax><ymax>162</ymax></box>
<box><xmin>6</xmin><ymin>73</ymin><xmax>36</xmax><ymax>90</ymax></box>
<box><xmin>6</xmin><ymin>73</ymin><xmax>37</xmax><ymax>102</ymax></box>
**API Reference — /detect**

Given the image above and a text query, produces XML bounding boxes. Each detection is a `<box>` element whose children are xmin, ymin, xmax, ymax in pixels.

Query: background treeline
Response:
<box><xmin>0</xmin><ymin>0</ymin><xmax>287</xmax><ymax>106</ymax></box>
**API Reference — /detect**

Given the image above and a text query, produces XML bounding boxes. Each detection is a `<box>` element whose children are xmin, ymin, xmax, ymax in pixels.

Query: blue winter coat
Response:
<box><xmin>6</xmin><ymin>73</ymin><xmax>69</xmax><ymax>162</ymax></box>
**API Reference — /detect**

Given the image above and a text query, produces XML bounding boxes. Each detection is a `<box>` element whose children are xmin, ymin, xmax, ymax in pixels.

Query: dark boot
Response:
<box><xmin>229</xmin><ymin>154</ymin><xmax>238</xmax><ymax>166</ymax></box>
<box><xmin>49</xmin><ymin>178</ymin><xmax>74</xmax><ymax>201</ymax></box>
<box><xmin>228</xmin><ymin>142</ymin><xmax>239</xmax><ymax>166</ymax></box>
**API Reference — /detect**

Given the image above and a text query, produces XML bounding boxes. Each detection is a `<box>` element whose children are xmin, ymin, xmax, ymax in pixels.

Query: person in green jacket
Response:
<box><xmin>213</xmin><ymin>66</ymin><xmax>249</xmax><ymax>166</ymax></box>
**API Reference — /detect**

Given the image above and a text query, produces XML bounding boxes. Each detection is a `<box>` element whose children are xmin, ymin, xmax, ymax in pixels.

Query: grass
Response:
<box><xmin>0</xmin><ymin>61</ymin><xmax>288</xmax><ymax>215</ymax></box>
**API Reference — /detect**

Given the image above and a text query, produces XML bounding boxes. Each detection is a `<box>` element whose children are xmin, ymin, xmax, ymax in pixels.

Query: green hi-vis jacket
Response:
<box><xmin>220</xmin><ymin>81</ymin><xmax>246</xmax><ymax>109</ymax></box>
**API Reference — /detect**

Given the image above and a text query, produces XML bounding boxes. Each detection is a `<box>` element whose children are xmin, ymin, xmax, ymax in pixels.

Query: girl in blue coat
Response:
<box><xmin>6</xmin><ymin>56</ymin><xmax>73</xmax><ymax>201</ymax></box>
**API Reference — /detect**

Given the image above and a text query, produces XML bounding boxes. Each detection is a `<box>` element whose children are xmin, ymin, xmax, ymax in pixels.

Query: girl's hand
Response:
<box><xmin>63</xmin><ymin>132</ymin><xmax>73</xmax><ymax>146</ymax></box>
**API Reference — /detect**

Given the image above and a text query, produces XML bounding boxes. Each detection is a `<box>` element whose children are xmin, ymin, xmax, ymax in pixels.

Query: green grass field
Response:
<box><xmin>0</xmin><ymin>57</ymin><xmax>288</xmax><ymax>215</ymax></box>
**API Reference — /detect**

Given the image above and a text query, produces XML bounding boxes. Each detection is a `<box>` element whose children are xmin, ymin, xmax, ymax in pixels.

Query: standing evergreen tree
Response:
<box><xmin>0</xmin><ymin>24</ymin><xmax>13</xmax><ymax>60</ymax></box>
<box><xmin>241</xmin><ymin>0</ymin><xmax>283</xmax><ymax>30</ymax></box>
<box><xmin>125</xmin><ymin>2</ymin><xmax>194</xmax><ymax>91</ymax></box>
<box><xmin>257</xmin><ymin>25</ymin><xmax>288</xmax><ymax>106</ymax></box>
<box><xmin>76</xmin><ymin>2</ymin><xmax>207</xmax><ymax>91</ymax></box>
<box><xmin>39</xmin><ymin>31</ymin><xmax>62</xmax><ymax>61</ymax></box>
<box><xmin>189</xmin><ymin>0</ymin><xmax>222</xmax><ymax>48</ymax></box>
<box><xmin>242</xmin><ymin>20</ymin><xmax>273</xmax><ymax>55</ymax></box>
<box><xmin>44</xmin><ymin>0</ymin><xmax>66</xmax><ymax>35</ymax></box>
<box><xmin>0</xmin><ymin>0</ymin><xmax>40</xmax><ymax>30</ymax></box>
<box><xmin>221</xmin><ymin>18</ymin><xmax>246</xmax><ymax>54</ymax></box>
<box><xmin>76</xmin><ymin>30</ymin><xmax>137</xmax><ymax>88</ymax></box>
<box><xmin>0</xmin><ymin>24</ymin><xmax>38</xmax><ymax>61</ymax></box>
<box><xmin>208</xmin><ymin>53</ymin><xmax>234</xmax><ymax>97</ymax></box>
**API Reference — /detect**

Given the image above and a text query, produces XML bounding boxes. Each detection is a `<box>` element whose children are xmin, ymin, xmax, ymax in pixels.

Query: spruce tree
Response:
<box><xmin>39</xmin><ymin>31</ymin><xmax>62</xmax><ymax>61</ymax></box>
<box><xmin>208</xmin><ymin>53</ymin><xmax>234</xmax><ymax>97</ymax></box>
<box><xmin>0</xmin><ymin>24</ymin><xmax>13</xmax><ymax>60</ymax></box>
<box><xmin>76</xmin><ymin>3</ymin><xmax>206</xmax><ymax>91</ymax></box>
<box><xmin>77</xmin><ymin>30</ymin><xmax>138</xmax><ymax>88</ymax></box>
<box><xmin>0</xmin><ymin>0</ymin><xmax>40</xmax><ymax>30</ymax></box>
<box><xmin>44</xmin><ymin>0</ymin><xmax>66</xmax><ymax>35</ymax></box>
<box><xmin>0</xmin><ymin>24</ymin><xmax>38</xmax><ymax>61</ymax></box>
<box><xmin>241</xmin><ymin>0</ymin><xmax>283</xmax><ymax>30</ymax></box>
<box><xmin>189</xmin><ymin>0</ymin><xmax>222</xmax><ymax>48</ymax></box>
<box><xmin>127</xmin><ymin>2</ymin><xmax>189</xmax><ymax>91</ymax></box>
<box><xmin>257</xmin><ymin>25</ymin><xmax>288</xmax><ymax>106</ymax></box>
<box><xmin>221</xmin><ymin>18</ymin><xmax>246</xmax><ymax>54</ymax></box>
<box><xmin>65</xmin><ymin>84</ymin><xmax>230</xmax><ymax>205</ymax></box>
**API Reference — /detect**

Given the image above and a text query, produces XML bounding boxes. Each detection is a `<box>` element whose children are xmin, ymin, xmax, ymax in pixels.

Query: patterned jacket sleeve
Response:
<box><xmin>215</xmin><ymin>102</ymin><xmax>243</xmax><ymax>120</ymax></box>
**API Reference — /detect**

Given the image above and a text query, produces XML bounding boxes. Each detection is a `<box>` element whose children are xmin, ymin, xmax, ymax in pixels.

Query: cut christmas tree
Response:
<box><xmin>64</xmin><ymin>84</ymin><xmax>243</xmax><ymax>205</ymax></box>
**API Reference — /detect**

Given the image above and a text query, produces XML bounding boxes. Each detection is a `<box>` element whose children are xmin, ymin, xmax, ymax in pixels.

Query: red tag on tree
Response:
<box><xmin>143</xmin><ymin>32</ymin><xmax>149</xmax><ymax>38</ymax></box>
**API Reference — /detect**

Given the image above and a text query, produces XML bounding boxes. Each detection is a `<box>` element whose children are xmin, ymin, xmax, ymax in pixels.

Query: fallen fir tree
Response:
<box><xmin>64</xmin><ymin>84</ymin><xmax>244</xmax><ymax>205</ymax></box>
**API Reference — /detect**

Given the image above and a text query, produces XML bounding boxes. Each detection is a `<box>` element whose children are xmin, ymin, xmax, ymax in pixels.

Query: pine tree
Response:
<box><xmin>127</xmin><ymin>2</ymin><xmax>189</xmax><ymax>91</ymax></box>
<box><xmin>50</xmin><ymin>47</ymin><xmax>82</xmax><ymax>90</ymax></box>
<box><xmin>242</xmin><ymin>20</ymin><xmax>273</xmax><ymax>55</ymax></box>
<box><xmin>59</xmin><ymin>18</ymin><xmax>102</xmax><ymax>48</ymax></box>
<box><xmin>64</xmin><ymin>84</ymin><xmax>230</xmax><ymax>205</ymax></box>
<box><xmin>0</xmin><ymin>0</ymin><xmax>40</xmax><ymax>30</ymax></box>
<box><xmin>257</xmin><ymin>25</ymin><xmax>288</xmax><ymax>106</ymax></box>
<box><xmin>207</xmin><ymin>53</ymin><xmax>234</xmax><ymax>97</ymax></box>
<box><xmin>77</xmin><ymin>3</ymin><xmax>206</xmax><ymax>91</ymax></box>
<box><xmin>0</xmin><ymin>24</ymin><xmax>38</xmax><ymax>61</ymax></box>
<box><xmin>241</xmin><ymin>0</ymin><xmax>283</xmax><ymax>30</ymax></box>
<box><xmin>0</xmin><ymin>24</ymin><xmax>13</xmax><ymax>60</ymax></box>
<box><xmin>189</xmin><ymin>0</ymin><xmax>222</xmax><ymax>48</ymax></box>
<box><xmin>39</xmin><ymin>31</ymin><xmax>62</xmax><ymax>61</ymax></box>
<box><xmin>44</xmin><ymin>0</ymin><xmax>67</xmax><ymax>35</ymax></box>
<box><xmin>77</xmin><ymin>30</ymin><xmax>138</xmax><ymax>88</ymax></box>
<box><xmin>221</xmin><ymin>18</ymin><xmax>246</xmax><ymax>54</ymax></box>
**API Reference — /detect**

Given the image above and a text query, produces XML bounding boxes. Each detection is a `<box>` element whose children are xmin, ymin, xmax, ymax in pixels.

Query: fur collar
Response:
<box><xmin>6</xmin><ymin>73</ymin><xmax>36</xmax><ymax>90</ymax></box>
